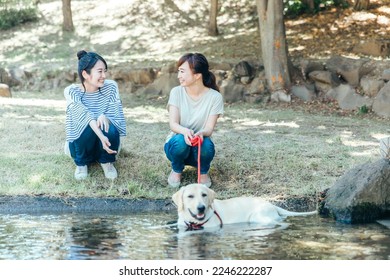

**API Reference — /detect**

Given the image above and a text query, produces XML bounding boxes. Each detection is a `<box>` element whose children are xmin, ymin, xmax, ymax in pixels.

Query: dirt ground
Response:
<box><xmin>1</xmin><ymin>1</ymin><xmax>389</xmax><ymax>69</ymax></box>
<box><xmin>1</xmin><ymin>1</ymin><xmax>389</xmax><ymax>116</ymax></box>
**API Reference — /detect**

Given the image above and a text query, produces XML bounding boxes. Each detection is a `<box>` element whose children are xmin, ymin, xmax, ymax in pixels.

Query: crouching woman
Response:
<box><xmin>64</xmin><ymin>50</ymin><xmax>126</xmax><ymax>180</ymax></box>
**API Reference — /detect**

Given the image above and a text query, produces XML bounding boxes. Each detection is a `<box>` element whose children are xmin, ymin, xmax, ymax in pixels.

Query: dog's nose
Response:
<box><xmin>197</xmin><ymin>204</ymin><xmax>206</xmax><ymax>214</ymax></box>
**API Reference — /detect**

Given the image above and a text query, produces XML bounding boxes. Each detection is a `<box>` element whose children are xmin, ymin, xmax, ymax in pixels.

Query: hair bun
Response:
<box><xmin>77</xmin><ymin>50</ymin><xmax>88</xmax><ymax>60</ymax></box>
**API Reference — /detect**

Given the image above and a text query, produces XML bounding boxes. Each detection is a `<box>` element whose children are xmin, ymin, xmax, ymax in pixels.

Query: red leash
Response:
<box><xmin>190</xmin><ymin>135</ymin><xmax>203</xmax><ymax>184</ymax></box>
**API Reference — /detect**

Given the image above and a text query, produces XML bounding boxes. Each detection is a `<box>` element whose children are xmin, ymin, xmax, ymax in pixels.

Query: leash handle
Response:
<box><xmin>190</xmin><ymin>135</ymin><xmax>203</xmax><ymax>184</ymax></box>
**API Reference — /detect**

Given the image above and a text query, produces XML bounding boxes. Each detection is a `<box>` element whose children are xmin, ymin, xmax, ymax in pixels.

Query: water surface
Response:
<box><xmin>0</xmin><ymin>212</ymin><xmax>389</xmax><ymax>260</ymax></box>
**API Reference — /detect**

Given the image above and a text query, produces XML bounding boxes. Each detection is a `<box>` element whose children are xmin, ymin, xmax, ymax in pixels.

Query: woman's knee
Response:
<box><xmin>201</xmin><ymin>137</ymin><xmax>215</xmax><ymax>158</ymax></box>
<box><xmin>166</xmin><ymin>134</ymin><xmax>190</xmax><ymax>157</ymax></box>
<box><xmin>105</xmin><ymin>125</ymin><xmax>119</xmax><ymax>139</ymax></box>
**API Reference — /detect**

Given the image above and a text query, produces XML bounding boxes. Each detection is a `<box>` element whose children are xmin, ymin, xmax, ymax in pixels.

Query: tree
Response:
<box><xmin>354</xmin><ymin>0</ymin><xmax>370</xmax><ymax>10</ymax></box>
<box><xmin>62</xmin><ymin>0</ymin><xmax>74</xmax><ymax>32</ymax></box>
<box><xmin>256</xmin><ymin>0</ymin><xmax>291</xmax><ymax>101</ymax></box>
<box><xmin>208</xmin><ymin>0</ymin><xmax>219</xmax><ymax>36</ymax></box>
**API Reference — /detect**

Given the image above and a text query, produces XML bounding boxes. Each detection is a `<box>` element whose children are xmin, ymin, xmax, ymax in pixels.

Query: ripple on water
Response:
<box><xmin>0</xmin><ymin>213</ymin><xmax>389</xmax><ymax>260</ymax></box>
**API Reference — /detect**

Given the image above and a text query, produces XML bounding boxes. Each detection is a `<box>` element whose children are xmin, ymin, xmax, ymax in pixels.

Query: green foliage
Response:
<box><xmin>358</xmin><ymin>105</ymin><xmax>369</xmax><ymax>115</ymax></box>
<box><xmin>284</xmin><ymin>0</ymin><xmax>350</xmax><ymax>17</ymax></box>
<box><xmin>0</xmin><ymin>8</ymin><xmax>38</xmax><ymax>30</ymax></box>
<box><xmin>0</xmin><ymin>0</ymin><xmax>38</xmax><ymax>30</ymax></box>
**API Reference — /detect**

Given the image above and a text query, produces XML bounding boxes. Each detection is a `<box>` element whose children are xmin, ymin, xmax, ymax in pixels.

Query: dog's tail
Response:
<box><xmin>275</xmin><ymin>206</ymin><xmax>317</xmax><ymax>217</ymax></box>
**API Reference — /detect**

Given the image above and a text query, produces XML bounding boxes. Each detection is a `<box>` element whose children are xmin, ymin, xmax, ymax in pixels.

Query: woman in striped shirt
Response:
<box><xmin>64</xmin><ymin>50</ymin><xmax>126</xmax><ymax>180</ymax></box>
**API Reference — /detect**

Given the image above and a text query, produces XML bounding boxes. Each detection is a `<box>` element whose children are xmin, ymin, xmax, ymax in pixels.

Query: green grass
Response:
<box><xmin>0</xmin><ymin>89</ymin><xmax>388</xmax><ymax>206</ymax></box>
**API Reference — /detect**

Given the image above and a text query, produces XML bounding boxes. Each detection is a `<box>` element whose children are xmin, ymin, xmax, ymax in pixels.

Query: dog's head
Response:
<box><xmin>172</xmin><ymin>183</ymin><xmax>216</xmax><ymax>223</ymax></box>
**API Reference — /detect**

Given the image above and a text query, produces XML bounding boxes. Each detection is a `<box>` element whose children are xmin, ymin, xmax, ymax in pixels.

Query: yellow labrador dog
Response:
<box><xmin>172</xmin><ymin>183</ymin><xmax>317</xmax><ymax>230</ymax></box>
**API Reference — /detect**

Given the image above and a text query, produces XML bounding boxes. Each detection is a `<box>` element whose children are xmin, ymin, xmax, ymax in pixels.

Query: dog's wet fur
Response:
<box><xmin>172</xmin><ymin>183</ymin><xmax>317</xmax><ymax>230</ymax></box>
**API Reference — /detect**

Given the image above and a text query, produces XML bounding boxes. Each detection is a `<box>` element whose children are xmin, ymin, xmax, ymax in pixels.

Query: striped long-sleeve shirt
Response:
<box><xmin>64</xmin><ymin>79</ymin><xmax>127</xmax><ymax>142</ymax></box>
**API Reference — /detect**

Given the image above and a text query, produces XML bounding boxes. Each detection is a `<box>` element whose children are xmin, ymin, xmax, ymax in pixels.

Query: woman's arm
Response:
<box><xmin>195</xmin><ymin>114</ymin><xmax>219</xmax><ymax>139</ymax></box>
<box><xmin>168</xmin><ymin>105</ymin><xmax>194</xmax><ymax>146</ymax></box>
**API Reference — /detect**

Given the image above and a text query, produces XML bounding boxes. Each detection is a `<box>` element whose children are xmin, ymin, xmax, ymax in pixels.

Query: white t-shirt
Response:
<box><xmin>166</xmin><ymin>86</ymin><xmax>224</xmax><ymax>142</ymax></box>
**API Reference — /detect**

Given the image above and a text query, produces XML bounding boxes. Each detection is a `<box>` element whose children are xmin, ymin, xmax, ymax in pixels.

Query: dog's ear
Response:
<box><xmin>172</xmin><ymin>187</ymin><xmax>184</xmax><ymax>212</ymax></box>
<box><xmin>207</xmin><ymin>187</ymin><xmax>216</xmax><ymax>208</ymax></box>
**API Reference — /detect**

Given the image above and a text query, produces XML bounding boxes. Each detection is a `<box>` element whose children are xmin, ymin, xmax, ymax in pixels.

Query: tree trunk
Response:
<box><xmin>354</xmin><ymin>0</ymin><xmax>370</xmax><ymax>10</ymax></box>
<box><xmin>208</xmin><ymin>0</ymin><xmax>219</xmax><ymax>36</ymax></box>
<box><xmin>62</xmin><ymin>0</ymin><xmax>74</xmax><ymax>32</ymax></box>
<box><xmin>256</xmin><ymin>0</ymin><xmax>291</xmax><ymax>99</ymax></box>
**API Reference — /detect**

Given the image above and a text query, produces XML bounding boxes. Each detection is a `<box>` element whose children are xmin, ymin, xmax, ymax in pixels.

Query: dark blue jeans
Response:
<box><xmin>69</xmin><ymin>125</ymin><xmax>120</xmax><ymax>166</ymax></box>
<box><xmin>164</xmin><ymin>134</ymin><xmax>215</xmax><ymax>174</ymax></box>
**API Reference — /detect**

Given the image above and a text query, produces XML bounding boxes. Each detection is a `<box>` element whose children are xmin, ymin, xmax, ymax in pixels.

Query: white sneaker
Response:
<box><xmin>101</xmin><ymin>162</ymin><xmax>118</xmax><ymax>179</ymax></box>
<box><xmin>74</xmin><ymin>165</ymin><xmax>88</xmax><ymax>180</ymax></box>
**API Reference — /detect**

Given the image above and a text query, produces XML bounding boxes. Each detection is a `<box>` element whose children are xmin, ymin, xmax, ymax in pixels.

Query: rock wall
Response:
<box><xmin>2</xmin><ymin>55</ymin><xmax>390</xmax><ymax>118</ymax></box>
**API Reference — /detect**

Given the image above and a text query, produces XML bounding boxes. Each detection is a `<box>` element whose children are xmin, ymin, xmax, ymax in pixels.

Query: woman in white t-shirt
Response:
<box><xmin>164</xmin><ymin>53</ymin><xmax>224</xmax><ymax>188</ymax></box>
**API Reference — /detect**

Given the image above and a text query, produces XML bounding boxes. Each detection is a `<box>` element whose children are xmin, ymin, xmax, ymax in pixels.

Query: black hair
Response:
<box><xmin>177</xmin><ymin>53</ymin><xmax>219</xmax><ymax>92</ymax></box>
<box><xmin>77</xmin><ymin>50</ymin><xmax>108</xmax><ymax>92</ymax></box>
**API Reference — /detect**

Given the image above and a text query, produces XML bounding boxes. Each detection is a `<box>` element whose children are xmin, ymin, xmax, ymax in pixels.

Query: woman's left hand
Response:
<box><xmin>194</xmin><ymin>131</ymin><xmax>204</xmax><ymax>142</ymax></box>
<box><xmin>97</xmin><ymin>114</ymin><xmax>110</xmax><ymax>133</ymax></box>
<box><xmin>100</xmin><ymin>135</ymin><xmax>117</xmax><ymax>154</ymax></box>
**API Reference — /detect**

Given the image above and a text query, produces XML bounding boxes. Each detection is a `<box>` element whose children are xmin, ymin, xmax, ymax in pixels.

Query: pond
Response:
<box><xmin>0</xmin><ymin>211</ymin><xmax>389</xmax><ymax>260</ymax></box>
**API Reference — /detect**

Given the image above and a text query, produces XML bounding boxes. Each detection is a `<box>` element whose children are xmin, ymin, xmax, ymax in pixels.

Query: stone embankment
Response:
<box><xmin>1</xmin><ymin>54</ymin><xmax>390</xmax><ymax>118</ymax></box>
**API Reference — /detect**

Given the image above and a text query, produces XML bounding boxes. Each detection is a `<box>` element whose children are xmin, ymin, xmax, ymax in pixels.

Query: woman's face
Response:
<box><xmin>177</xmin><ymin>61</ymin><xmax>200</xmax><ymax>87</ymax></box>
<box><xmin>83</xmin><ymin>60</ymin><xmax>106</xmax><ymax>92</ymax></box>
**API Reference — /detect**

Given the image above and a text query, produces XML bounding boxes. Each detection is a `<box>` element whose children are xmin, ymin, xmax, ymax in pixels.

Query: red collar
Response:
<box><xmin>185</xmin><ymin>210</ymin><xmax>223</xmax><ymax>231</ymax></box>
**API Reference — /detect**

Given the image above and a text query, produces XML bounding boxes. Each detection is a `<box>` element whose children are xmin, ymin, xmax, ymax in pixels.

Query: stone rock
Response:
<box><xmin>63</xmin><ymin>71</ymin><xmax>77</xmax><ymax>83</ymax></box>
<box><xmin>300</xmin><ymin>60</ymin><xmax>325</xmax><ymax>80</ymax></box>
<box><xmin>9</xmin><ymin>67</ymin><xmax>29</xmax><ymax>86</ymax></box>
<box><xmin>326</xmin><ymin>84</ymin><xmax>373</xmax><ymax>110</ymax></box>
<box><xmin>161</xmin><ymin>62</ymin><xmax>177</xmax><ymax>74</ymax></box>
<box><xmin>0</xmin><ymin>68</ymin><xmax>19</xmax><ymax>87</ymax></box>
<box><xmin>360</xmin><ymin>76</ymin><xmax>384</xmax><ymax>98</ymax></box>
<box><xmin>137</xmin><ymin>72</ymin><xmax>178</xmax><ymax>97</ymax></box>
<box><xmin>220</xmin><ymin>78</ymin><xmax>245</xmax><ymax>103</ymax></box>
<box><xmin>0</xmin><ymin>83</ymin><xmax>11</xmax><ymax>97</ymax></box>
<box><xmin>213</xmin><ymin>70</ymin><xmax>228</xmax><ymax>87</ymax></box>
<box><xmin>111</xmin><ymin>67</ymin><xmax>157</xmax><ymax>85</ymax></box>
<box><xmin>326</xmin><ymin>55</ymin><xmax>371</xmax><ymax>86</ymax></box>
<box><xmin>320</xmin><ymin>159</ymin><xmax>390</xmax><ymax>223</ymax></box>
<box><xmin>382</xmin><ymin>69</ymin><xmax>390</xmax><ymax>81</ymax></box>
<box><xmin>232</xmin><ymin>61</ymin><xmax>254</xmax><ymax>80</ymax></box>
<box><xmin>271</xmin><ymin>90</ymin><xmax>291</xmax><ymax>102</ymax></box>
<box><xmin>247</xmin><ymin>76</ymin><xmax>266</xmax><ymax>95</ymax></box>
<box><xmin>372</xmin><ymin>81</ymin><xmax>390</xmax><ymax>117</ymax></box>
<box><xmin>210</xmin><ymin>62</ymin><xmax>233</xmax><ymax>72</ymax></box>
<box><xmin>353</xmin><ymin>39</ymin><xmax>390</xmax><ymax>58</ymax></box>
<box><xmin>308</xmin><ymin>70</ymin><xmax>341</xmax><ymax>86</ymax></box>
<box><xmin>240</xmin><ymin>76</ymin><xmax>251</xmax><ymax>85</ymax></box>
<box><xmin>314</xmin><ymin>81</ymin><xmax>333</xmax><ymax>95</ymax></box>
<box><xmin>243</xmin><ymin>93</ymin><xmax>266</xmax><ymax>103</ymax></box>
<box><xmin>291</xmin><ymin>84</ymin><xmax>316</xmax><ymax>101</ymax></box>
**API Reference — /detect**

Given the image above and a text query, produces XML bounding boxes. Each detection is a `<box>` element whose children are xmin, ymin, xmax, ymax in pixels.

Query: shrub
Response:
<box><xmin>284</xmin><ymin>0</ymin><xmax>350</xmax><ymax>17</ymax></box>
<box><xmin>0</xmin><ymin>7</ymin><xmax>38</xmax><ymax>30</ymax></box>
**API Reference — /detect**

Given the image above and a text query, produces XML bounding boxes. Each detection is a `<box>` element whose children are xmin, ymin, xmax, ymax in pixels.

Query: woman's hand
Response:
<box><xmin>100</xmin><ymin>135</ymin><xmax>117</xmax><ymax>154</ymax></box>
<box><xmin>194</xmin><ymin>130</ymin><xmax>204</xmax><ymax>142</ymax></box>
<box><xmin>97</xmin><ymin>114</ymin><xmax>110</xmax><ymax>133</ymax></box>
<box><xmin>183</xmin><ymin>128</ymin><xmax>194</xmax><ymax>146</ymax></box>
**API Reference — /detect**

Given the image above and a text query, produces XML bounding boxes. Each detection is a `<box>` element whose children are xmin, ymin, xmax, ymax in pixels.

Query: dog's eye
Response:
<box><xmin>202</xmin><ymin>193</ymin><xmax>207</xmax><ymax>197</ymax></box>
<box><xmin>188</xmin><ymin>195</ymin><xmax>194</xmax><ymax>199</ymax></box>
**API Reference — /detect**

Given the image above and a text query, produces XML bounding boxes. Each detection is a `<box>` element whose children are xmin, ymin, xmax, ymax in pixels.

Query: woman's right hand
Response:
<box><xmin>183</xmin><ymin>128</ymin><xmax>194</xmax><ymax>146</ymax></box>
<box><xmin>97</xmin><ymin>114</ymin><xmax>110</xmax><ymax>133</ymax></box>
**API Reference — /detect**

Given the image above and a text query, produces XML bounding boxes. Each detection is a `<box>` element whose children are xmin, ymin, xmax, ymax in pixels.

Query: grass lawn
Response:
<box><xmin>1</xmin><ymin>89</ymin><xmax>388</xmax><ymax>208</ymax></box>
